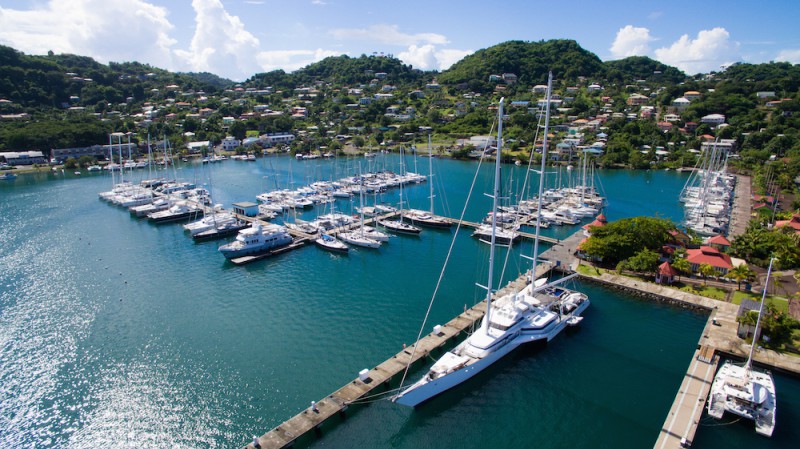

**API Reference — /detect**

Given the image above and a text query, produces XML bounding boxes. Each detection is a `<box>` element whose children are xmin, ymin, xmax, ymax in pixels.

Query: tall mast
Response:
<box><xmin>480</xmin><ymin>97</ymin><xmax>504</xmax><ymax>334</ymax></box>
<box><xmin>530</xmin><ymin>72</ymin><xmax>554</xmax><ymax>282</ymax></box>
<box><xmin>108</xmin><ymin>133</ymin><xmax>115</xmax><ymax>187</ymax></box>
<box><xmin>746</xmin><ymin>257</ymin><xmax>776</xmax><ymax>371</ymax></box>
<box><xmin>428</xmin><ymin>133</ymin><xmax>435</xmax><ymax>215</ymax></box>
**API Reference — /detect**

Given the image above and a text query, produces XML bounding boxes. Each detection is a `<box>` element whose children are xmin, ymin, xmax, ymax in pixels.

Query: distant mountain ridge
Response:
<box><xmin>0</xmin><ymin>40</ymin><xmax>691</xmax><ymax>110</ymax></box>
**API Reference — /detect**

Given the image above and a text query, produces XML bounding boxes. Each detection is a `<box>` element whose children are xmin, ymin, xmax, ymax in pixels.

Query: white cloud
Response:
<box><xmin>397</xmin><ymin>45</ymin><xmax>472</xmax><ymax>71</ymax></box>
<box><xmin>330</xmin><ymin>24</ymin><xmax>448</xmax><ymax>46</ymax></box>
<box><xmin>775</xmin><ymin>48</ymin><xmax>800</xmax><ymax>64</ymax></box>
<box><xmin>173</xmin><ymin>0</ymin><xmax>263</xmax><ymax>80</ymax></box>
<box><xmin>610</xmin><ymin>25</ymin><xmax>654</xmax><ymax>59</ymax></box>
<box><xmin>0</xmin><ymin>0</ymin><xmax>176</xmax><ymax>68</ymax></box>
<box><xmin>654</xmin><ymin>27</ymin><xmax>738</xmax><ymax>74</ymax></box>
<box><xmin>311</xmin><ymin>0</ymin><xmax>327</xmax><ymax>5</ymax></box>
<box><xmin>256</xmin><ymin>49</ymin><xmax>343</xmax><ymax>73</ymax></box>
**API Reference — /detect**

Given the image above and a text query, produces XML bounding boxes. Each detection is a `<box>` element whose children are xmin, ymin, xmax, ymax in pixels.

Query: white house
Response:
<box><xmin>220</xmin><ymin>136</ymin><xmax>241</xmax><ymax>152</ymax></box>
<box><xmin>672</xmin><ymin>97</ymin><xmax>690</xmax><ymax>111</ymax></box>
<box><xmin>261</xmin><ymin>132</ymin><xmax>295</xmax><ymax>147</ymax></box>
<box><xmin>701</xmin><ymin>113</ymin><xmax>726</xmax><ymax>126</ymax></box>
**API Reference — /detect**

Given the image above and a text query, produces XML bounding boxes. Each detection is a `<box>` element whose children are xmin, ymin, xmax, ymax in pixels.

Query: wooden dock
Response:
<box><xmin>245</xmin><ymin>261</ymin><xmax>555</xmax><ymax>449</ymax></box>
<box><xmin>578</xmin><ymin>271</ymin><xmax>800</xmax><ymax>448</ymax></box>
<box><xmin>654</xmin><ymin>320</ymin><xmax>720</xmax><ymax>449</ymax></box>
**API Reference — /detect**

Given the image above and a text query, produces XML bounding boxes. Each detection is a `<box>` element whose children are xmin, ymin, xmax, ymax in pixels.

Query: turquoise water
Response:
<box><xmin>0</xmin><ymin>158</ymin><xmax>796</xmax><ymax>448</ymax></box>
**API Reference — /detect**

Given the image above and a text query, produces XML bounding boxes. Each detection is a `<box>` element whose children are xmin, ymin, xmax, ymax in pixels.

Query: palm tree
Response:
<box><xmin>725</xmin><ymin>264</ymin><xmax>755</xmax><ymax>290</ymax></box>
<box><xmin>699</xmin><ymin>263</ymin><xmax>716</xmax><ymax>286</ymax></box>
<box><xmin>671</xmin><ymin>257</ymin><xmax>691</xmax><ymax>281</ymax></box>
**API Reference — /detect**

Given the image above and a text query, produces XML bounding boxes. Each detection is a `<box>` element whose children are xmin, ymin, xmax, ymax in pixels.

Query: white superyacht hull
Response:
<box><xmin>395</xmin><ymin>298</ymin><xmax>589</xmax><ymax>407</ymax></box>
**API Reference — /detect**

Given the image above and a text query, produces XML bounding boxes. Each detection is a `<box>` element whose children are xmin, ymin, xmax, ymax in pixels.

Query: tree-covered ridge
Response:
<box><xmin>291</xmin><ymin>54</ymin><xmax>424</xmax><ymax>86</ymax></box>
<box><xmin>604</xmin><ymin>55</ymin><xmax>685</xmax><ymax>84</ymax></box>
<box><xmin>0</xmin><ymin>45</ymin><xmax>230</xmax><ymax>110</ymax></box>
<box><xmin>438</xmin><ymin>39</ymin><xmax>606</xmax><ymax>93</ymax></box>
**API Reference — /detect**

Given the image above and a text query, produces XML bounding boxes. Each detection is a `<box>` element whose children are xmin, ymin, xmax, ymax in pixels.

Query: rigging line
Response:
<box><xmin>347</xmin><ymin>386</ymin><xmax>405</xmax><ymax>404</ymax></box>
<box><xmin>395</xmin><ymin>121</ymin><xmax>497</xmax><ymax>395</ymax></box>
<box><xmin>497</xmin><ymin>102</ymin><xmax>548</xmax><ymax>285</ymax></box>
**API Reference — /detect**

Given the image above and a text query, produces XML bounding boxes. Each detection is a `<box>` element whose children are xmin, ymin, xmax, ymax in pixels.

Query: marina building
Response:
<box><xmin>0</xmin><ymin>150</ymin><xmax>47</xmax><ymax>165</ymax></box>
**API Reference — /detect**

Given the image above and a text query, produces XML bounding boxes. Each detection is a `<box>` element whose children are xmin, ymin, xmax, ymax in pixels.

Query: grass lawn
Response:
<box><xmin>676</xmin><ymin>284</ymin><xmax>728</xmax><ymax>300</ymax></box>
<box><xmin>576</xmin><ymin>264</ymin><xmax>604</xmax><ymax>277</ymax></box>
<box><xmin>730</xmin><ymin>290</ymin><xmax>789</xmax><ymax>313</ymax></box>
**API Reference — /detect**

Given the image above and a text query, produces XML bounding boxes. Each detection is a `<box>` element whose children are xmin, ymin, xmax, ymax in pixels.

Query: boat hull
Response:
<box><xmin>395</xmin><ymin>299</ymin><xmax>589</xmax><ymax>407</ymax></box>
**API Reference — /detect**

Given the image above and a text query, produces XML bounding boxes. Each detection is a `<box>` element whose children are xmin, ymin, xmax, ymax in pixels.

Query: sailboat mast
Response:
<box><xmin>428</xmin><ymin>133</ymin><xmax>435</xmax><ymax>215</ymax></box>
<box><xmin>481</xmin><ymin>97</ymin><xmax>505</xmax><ymax>334</ymax></box>
<box><xmin>531</xmin><ymin>72</ymin><xmax>554</xmax><ymax>278</ymax></box>
<box><xmin>746</xmin><ymin>257</ymin><xmax>775</xmax><ymax>371</ymax></box>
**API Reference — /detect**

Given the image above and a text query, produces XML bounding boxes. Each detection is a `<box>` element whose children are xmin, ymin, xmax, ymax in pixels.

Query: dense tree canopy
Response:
<box><xmin>580</xmin><ymin>216</ymin><xmax>675</xmax><ymax>264</ymax></box>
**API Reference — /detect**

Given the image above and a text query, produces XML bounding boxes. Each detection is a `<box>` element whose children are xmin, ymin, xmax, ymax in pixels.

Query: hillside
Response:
<box><xmin>0</xmin><ymin>45</ymin><xmax>229</xmax><ymax>111</ymax></box>
<box><xmin>438</xmin><ymin>39</ymin><xmax>607</xmax><ymax>93</ymax></box>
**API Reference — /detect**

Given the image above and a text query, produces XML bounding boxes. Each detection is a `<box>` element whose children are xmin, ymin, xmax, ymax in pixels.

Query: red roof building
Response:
<box><xmin>655</xmin><ymin>261</ymin><xmax>679</xmax><ymax>284</ymax></box>
<box><xmin>582</xmin><ymin>214</ymin><xmax>607</xmax><ymax>236</ymax></box>
<box><xmin>775</xmin><ymin>213</ymin><xmax>800</xmax><ymax>234</ymax></box>
<box><xmin>668</xmin><ymin>229</ymin><xmax>691</xmax><ymax>247</ymax></box>
<box><xmin>686</xmin><ymin>246</ymin><xmax>733</xmax><ymax>274</ymax></box>
<box><xmin>753</xmin><ymin>194</ymin><xmax>776</xmax><ymax>205</ymax></box>
<box><xmin>707</xmin><ymin>234</ymin><xmax>731</xmax><ymax>250</ymax></box>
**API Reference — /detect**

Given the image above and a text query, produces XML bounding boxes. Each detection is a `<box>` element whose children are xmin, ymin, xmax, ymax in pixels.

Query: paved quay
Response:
<box><xmin>728</xmin><ymin>173</ymin><xmax>751</xmax><ymax>238</ymax></box>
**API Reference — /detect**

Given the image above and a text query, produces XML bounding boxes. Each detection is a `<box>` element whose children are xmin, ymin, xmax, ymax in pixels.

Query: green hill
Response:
<box><xmin>604</xmin><ymin>56</ymin><xmax>685</xmax><ymax>84</ymax></box>
<box><xmin>438</xmin><ymin>39</ymin><xmax>606</xmax><ymax>93</ymax></box>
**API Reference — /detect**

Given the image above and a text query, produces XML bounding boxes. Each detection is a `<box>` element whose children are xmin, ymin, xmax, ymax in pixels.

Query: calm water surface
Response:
<box><xmin>0</xmin><ymin>157</ymin><xmax>796</xmax><ymax>448</ymax></box>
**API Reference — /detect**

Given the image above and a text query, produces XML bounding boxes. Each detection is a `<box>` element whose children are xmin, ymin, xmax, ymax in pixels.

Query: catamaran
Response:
<box><xmin>394</xmin><ymin>78</ymin><xmax>589</xmax><ymax>407</ymax></box>
<box><xmin>706</xmin><ymin>257</ymin><xmax>777</xmax><ymax>437</ymax></box>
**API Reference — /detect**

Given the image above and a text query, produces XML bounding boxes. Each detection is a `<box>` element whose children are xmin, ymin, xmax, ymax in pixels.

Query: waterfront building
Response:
<box><xmin>0</xmin><ymin>150</ymin><xmax>47</xmax><ymax>165</ymax></box>
<box><xmin>686</xmin><ymin>246</ymin><xmax>733</xmax><ymax>275</ymax></box>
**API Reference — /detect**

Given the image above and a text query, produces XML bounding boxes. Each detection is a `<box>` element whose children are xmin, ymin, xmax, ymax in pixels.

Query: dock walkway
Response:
<box><xmin>247</xmin><ymin>261</ymin><xmax>555</xmax><ymax>449</ymax></box>
<box><xmin>728</xmin><ymin>174</ymin><xmax>751</xmax><ymax>238</ymax></box>
<box><xmin>577</xmin><ymin>271</ymin><xmax>800</xmax><ymax>448</ymax></box>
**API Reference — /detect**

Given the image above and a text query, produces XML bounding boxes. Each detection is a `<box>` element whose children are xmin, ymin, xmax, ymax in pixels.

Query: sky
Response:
<box><xmin>1</xmin><ymin>0</ymin><xmax>799</xmax><ymax>82</ymax></box>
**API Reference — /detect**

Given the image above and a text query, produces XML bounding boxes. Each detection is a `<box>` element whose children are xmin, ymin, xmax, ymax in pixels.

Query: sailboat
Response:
<box><xmin>404</xmin><ymin>134</ymin><xmax>452</xmax><ymax>228</ymax></box>
<box><xmin>706</xmin><ymin>257</ymin><xmax>777</xmax><ymax>437</ymax></box>
<box><xmin>394</xmin><ymin>80</ymin><xmax>589</xmax><ymax>407</ymax></box>
<box><xmin>337</xmin><ymin>164</ymin><xmax>382</xmax><ymax>249</ymax></box>
<box><xmin>380</xmin><ymin>146</ymin><xmax>422</xmax><ymax>235</ymax></box>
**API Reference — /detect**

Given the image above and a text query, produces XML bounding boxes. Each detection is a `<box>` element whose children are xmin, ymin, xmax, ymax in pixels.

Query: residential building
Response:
<box><xmin>220</xmin><ymin>136</ymin><xmax>241</xmax><ymax>152</ymax></box>
<box><xmin>700</xmin><ymin>113</ymin><xmax>726</xmax><ymax>126</ymax></box>
<box><xmin>684</xmin><ymin>91</ymin><xmax>701</xmax><ymax>101</ymax></box>
<box><xmin>672</xmin><ymin>97</ymin><xmax>690</xmax><ymax>111</ymax></box>
<box><xmin>626</xmin><ymin>93</ymin><xmax>649</xmax><ymax>106</ymax></box>
<box><xmin>261</xmin><ymin>132</ymin><xmax>295</xmax><ymax>147</ymax></box>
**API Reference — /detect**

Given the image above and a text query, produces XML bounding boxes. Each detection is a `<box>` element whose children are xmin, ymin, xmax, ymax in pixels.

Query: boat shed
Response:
<box><xmin>232</xmin><ymin>202</ymin><xmax>259</xmax><ymax>217</ymax></box>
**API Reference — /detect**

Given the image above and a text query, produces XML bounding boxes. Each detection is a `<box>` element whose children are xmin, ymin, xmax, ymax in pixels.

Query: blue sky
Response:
<box><xmin>1</xmin><ymin>0</ymin><xmax>799</xmax><ymax>81</ymax></box>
